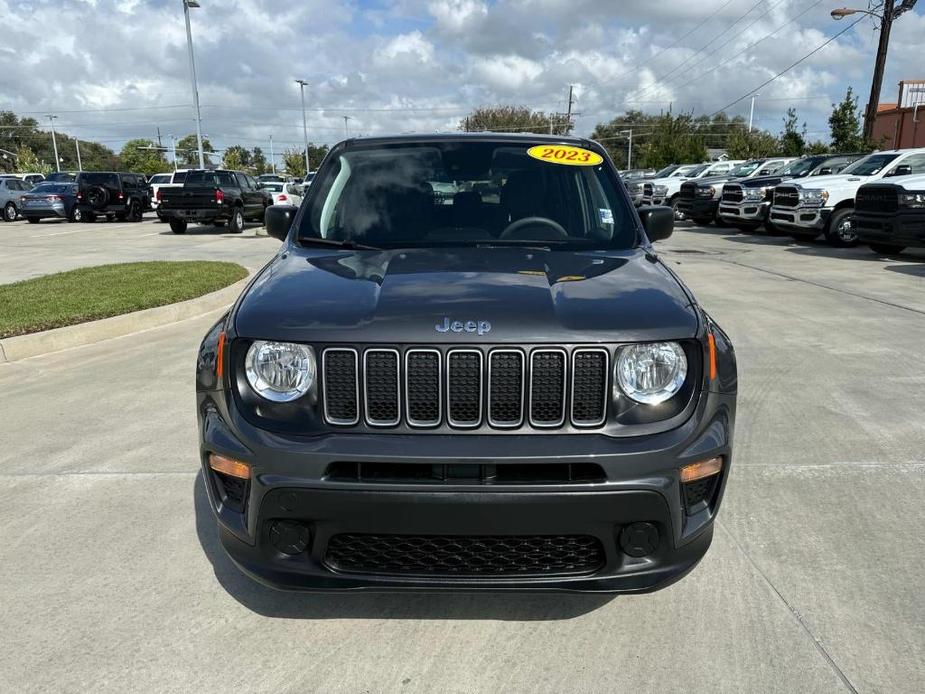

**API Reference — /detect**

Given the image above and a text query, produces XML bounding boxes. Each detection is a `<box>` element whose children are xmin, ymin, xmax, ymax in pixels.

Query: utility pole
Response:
<box><xmin>45</xmin><ymin>114</ymin><xmax>60</xmax><ymax>172</ymax></box>
<box><xmin>183</xmin><ymin>0</ymin><xmax>205</xmax><ymax>169</ymax></box>
<box><xmin>864</xmin><ymin>0</ymin><xmax>894</xmax><ymax>142</ymax></box>
<box><xmin>75</xmin><ymin>138</ymin><xmax>82</xmax><ymax>171</ymax></box>
<box><xmin>565</xmin><ymin>85</ymin><xmax>575</xmax><ymax>132</ymax></box>
<box><xmin>156</xmin><ymin>126</ymin><xmax>162</xmax><ymax>148</ymax></box>
<box><xmin>168</xmin><ymin>134</ymin><xmax>177</xmax><ymax>171</ymax></box>
<box><xmin>619</xmin><ymin>130</ymin><xmax>633</xmax><ymax>169</ymax></box>
<box><xmin>269</xmin><ymin>134</ymin><xmax>275</xmax><ymax>173</ymax></box>
<box><xmin>748</xmin><ymin>94</ymin><xmax>759</xmax><ymax>131</ymax></box>
<box><xmin>295</xmin><ymin>79</ymin><xmax>311</xmax><ymax>175</ymax></box>
<box><xmin>343</xmin><ymin>115</ymin><xmax>352</xmax><ymax>138</ymax></box>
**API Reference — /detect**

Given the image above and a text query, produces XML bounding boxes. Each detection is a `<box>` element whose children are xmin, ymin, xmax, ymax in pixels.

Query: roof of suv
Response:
<box><xmin>341</xmin><ymin>132</ymin><xmax>595</xmax><ymax>147</ymax></box>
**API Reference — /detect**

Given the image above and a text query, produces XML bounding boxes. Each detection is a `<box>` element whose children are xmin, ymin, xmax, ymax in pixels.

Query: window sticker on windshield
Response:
<box><xmin>526</xmin><ymin>145</ymin><xmax>603</xmax><ymax>166</ymax></box>
<box><xmin>599</xmin><ymin>208</ymin><xmax>614</xmax><ymax>224</ymax></box>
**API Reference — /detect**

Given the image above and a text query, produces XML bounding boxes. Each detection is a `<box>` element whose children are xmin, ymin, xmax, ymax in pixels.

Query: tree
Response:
<box><xmin>805</xmin><ymin>140</ymin><xmax>830</xmax><ymax>155</ymax></box>
<box><xmin>222</xmin><ymin>145</ymin><xmax>252</xmax><ymax>171</ymax></box>
<box><xmin>829</xmin><ymin>87</ymin><xmax>870</xmax><ymax>153</ymax></box>
<box><xmin>779</xmin><ymin>108</ymin><xmax>806</xmax><ymax>157</ymax></box>
<box><xmin>14</xmin><ymin>145</ymin><xmax>50</xmax><ymax>175</ymax></box>
<box><xmin>460</xmin><ymin>106</ymin><xmax>572</xmax><ymax>136</ymax></box>
<box><xmin>634</xmin><ymin>111</ymin><xmax>708</xmax><ymax>170</ymax></box>
<box><xmin>281</xmin><ymin>144</ymin><xmax>330</xmax><ymax>177</ymax></box>
<box><xmin>119</xmin><ymin>139</ymin><xmax>169</xmax><ymax>176</ymax></box>
<box><xmin>251</xmin><ymin>147</ymin><xmax>268</xmax><ymax>174</ymax></box>
<box><xmin>726</xmin><ymin>128</ymin><xmax>780</xmax><ymax>159</ymax></box>
<box><xmin>176</xmin><ymin>134</ymin><xmax>215</xmax><ymax>167</ymax></box>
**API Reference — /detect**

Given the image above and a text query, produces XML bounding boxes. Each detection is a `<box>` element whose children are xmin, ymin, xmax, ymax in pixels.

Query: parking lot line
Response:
<box><xmin>29</xmin><ymin>223</ymin><xmax>139</xmax><ymax>238</ymax></box>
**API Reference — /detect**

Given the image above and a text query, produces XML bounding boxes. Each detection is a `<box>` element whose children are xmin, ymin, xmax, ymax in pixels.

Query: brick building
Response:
<box><xmin>871</xmin><ymin>79</ymin><xmax>925</xmax><ymax>149</ymax></box>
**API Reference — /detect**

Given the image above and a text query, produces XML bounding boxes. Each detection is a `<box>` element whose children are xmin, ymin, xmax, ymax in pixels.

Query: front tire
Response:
<box><xmin>824</xmin><ymin>208</ymin><xmax>857</xmax><ymax>247</ymax></box>
<box><xmin>869</xmin><ymin>243</ymin><xmax>905</xmax><ymax>256</ymax></box>
<box><xmin>228</xmin><ymin>207</ymin><xmax>244</xmax><ymax>233</ymax></box>
<box><xmin>3</xmin><ymin>202</ymin><xmax>16</xmax><ymax>221</ymax></box>
<box><xmin>69</xmin><ymin>206</ymin><xmax>83</xmax><ymax>223</ymax></box>
<box><xmin>127</xmin><ymin>200</ymin><xmax>143</xmax><ymax>222</ymax></box>
<box><xmin>169</xmin><ymin>219</ymin><xmax>188</xmax><ymax>234</ymax></box>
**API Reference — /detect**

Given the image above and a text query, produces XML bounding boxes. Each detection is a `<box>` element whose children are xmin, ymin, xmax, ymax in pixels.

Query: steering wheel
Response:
<box><xmin>500</xmin><ymin>216</ymin><xmax>569</xmax><ymax>240</ymax></box>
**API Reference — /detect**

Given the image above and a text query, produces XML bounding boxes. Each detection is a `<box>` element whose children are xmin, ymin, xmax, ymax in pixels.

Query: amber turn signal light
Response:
<box><xmin>208</xmin><ymin>453</ymin><xmax>250</xmax><ymax>480</ymax></box>
<box><xmin>680</xmin><ymin>456</ymin><xmax>723</xmax><ymax>483</ymax></box>
<box><xmin>707</xmin><ymin>333</ymin><xmax>717</xmax><ymax>381</ymax></box>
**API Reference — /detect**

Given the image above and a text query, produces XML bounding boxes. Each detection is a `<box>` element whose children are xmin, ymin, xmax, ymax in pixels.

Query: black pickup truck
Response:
<box><xmin>157</xmin><ymin>169</ymin><xmax>272</xmax><ymax>234</ymax></box>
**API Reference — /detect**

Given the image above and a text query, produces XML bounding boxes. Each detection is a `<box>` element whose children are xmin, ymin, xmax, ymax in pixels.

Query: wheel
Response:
<box><xmin>228</xmin><ymin>207</ymin><xmax>244</xmax><ymax>233</ymax></box>
<box><xmin>824</xmin><ymin>208</ymin><xmax>857</xmax><ymax>247</ymax></box>
<box><xmin>26</xmin><ymin>217</ymin><xmax>40</xmax><ymax>224</ymax></box>
<box><xmin>169</xmin><ymin>219</ymin><xmax>188</xmax><ymax>234</ymax></box>
<box><xmin>213</xmin><ymin>221</ymin><xmax>226</xmax><ymax>228</ymax></box>
<box><xmin>669</xmin><ymin>196</ymin><xmax>684</xmax><ymax>221</ymax></box>
<box><xmin>127</xmin><ymin>199</ymin><xmax>142</xmax><ymax>222</ymax></box>
<box><xmin>869</xmin><ymin>243</ymin><xmax>905</xmax><ymax>256</ymax></box>
<box><xmin>69</xmin><ymin>206</ymin><xmax>83</xmax><ymax>223</ymax></box>
<box><xmin>3</xmin><ymin>201</ymin><xmax>16</xmax><ymax>221</ymax></box>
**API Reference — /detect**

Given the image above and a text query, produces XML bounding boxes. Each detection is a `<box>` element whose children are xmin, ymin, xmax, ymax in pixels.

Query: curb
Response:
<box><xmin>0</xmin><ymin>275</ymin><xmax>250</xmax><ymax>363</ymax></box>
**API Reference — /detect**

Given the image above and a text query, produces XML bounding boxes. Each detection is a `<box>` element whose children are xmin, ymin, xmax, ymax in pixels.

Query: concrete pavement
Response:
<box><xmin>1</xmin><ymin>222</ymin><xmax>924</xmax><ymax>692</ymax></box>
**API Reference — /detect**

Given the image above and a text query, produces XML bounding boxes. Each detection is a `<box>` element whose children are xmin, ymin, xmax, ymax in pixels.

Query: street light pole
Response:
<box><xmin>45</xmin><ymin>114</ymin><xmax>60</xmax><ymax>172</ymax></box>
<box><xmin>748</xmin><ymin>94</ymin><xmax>759</xmax><ymax>131</ymax></box>
<box><xmin>295</xmin><ymin>79</ymin><xmax>310</xmax><ymax>176</ymax></box>
<box><xmin>168</xmin><ymin>134</ymin><xmax>177</xmax><ymax>171</ymax></box>
<box><xmin>619</xmin><ymin>129</ymin><xmax>632</xmax><ymax>169</ymax></box>
<box><xmin>269</xmin><ymin>134</ymin><xmax>275</xmax><ymax>173</ymax></box>
<box><xmin>343</xmin><ymin>115</ymin><xmax>351</xmax><ymax>138</ymax></box>
<box><xmin>183</xmin><ymin>0</ymin><xmax>206</xmax><ymax>169</ymax></box>
<box><xmin>75</xmin><ymin>138</ymin><xmax>82</xmax><ymax>171</ymax></box>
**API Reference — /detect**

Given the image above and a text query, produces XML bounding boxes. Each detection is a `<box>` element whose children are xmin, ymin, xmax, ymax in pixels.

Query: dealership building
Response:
<box><xmin>871</xmin><ymin>79</ymin><xmax>925</xmax><ymax>149</ymax></box>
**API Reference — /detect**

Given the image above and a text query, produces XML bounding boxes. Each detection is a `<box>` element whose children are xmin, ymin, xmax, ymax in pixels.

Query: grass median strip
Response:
<box><xmin>0</xmin><ymin>261</ymin><xmax>248</xmax><ymax>338</ymax></box>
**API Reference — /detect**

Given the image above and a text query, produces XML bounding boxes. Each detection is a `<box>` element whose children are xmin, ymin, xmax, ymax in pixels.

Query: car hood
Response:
<box><xmin>739</xmin><ymin>174</ymin><xmax>791</xmax><ymax>189</ymax></box>
<box><xmin>234</xmin><ymin>246</ymin><xmax>700</xmax><ymax>344</ymax></box>
<box><xmin>787</xmin><ymin>173</ymin><xmax>872</xmax><ymax>189</ymax></box>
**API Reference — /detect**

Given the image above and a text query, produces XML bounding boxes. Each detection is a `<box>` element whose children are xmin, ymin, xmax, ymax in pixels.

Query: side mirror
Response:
<box><xmin>264</xmin><ymin>204</ymin><xmax>297</xmax><ymax>241</ymax></box>
<box><xmin>817</xmin><ymin>167</ymin><xmax>832</xmax><ymax>175</ymax></box>
<box><xmin>887</xmin><ymin>164</ymin><xmax>912</xmax><ymax>177</ymax></box>
<box><xmin>638</xmin><ymin>205</ymin><xmax>674</xmax><ymax>242</ymax></box>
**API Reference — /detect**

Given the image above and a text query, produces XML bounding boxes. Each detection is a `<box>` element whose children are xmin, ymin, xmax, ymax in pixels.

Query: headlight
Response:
<box><xmin>616</xmin><ymin>342</ymin><xmax>688</xmax><ymax>405</ymax></box>
<box><xmin>245</xmin><ymin>340</ymin><xmax>316</xmax><ymax>402</ymax></box>
<box><xmin>653</xmin><ymin>184</ymin><xmax>668</xmax><ymax>196</ymax></box>
<box><xmin>799</xmin><ymin>189</ymin><xmax>829</xmax><ymax>207</ymax></box>
<box><xmin>899</xmin><ymin>191</ymin><xmax>925</xmax><ymax>208</ymax></box>
<box><xmin>627</xmin><ymin>182</ymin><xmax>641</xmax><ymax>194</ymax></box>
<box><xmin>743</xmin><ymin>186</ymin><xmax>770</xmax><ymax>201</ymax></box>
<box><xmin>696</xmin><ymin>186</ymin><xmax>715</xmax><ymax>198</ymax></box>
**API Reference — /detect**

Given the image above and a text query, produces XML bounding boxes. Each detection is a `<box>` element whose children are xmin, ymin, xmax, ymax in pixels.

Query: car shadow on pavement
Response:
<box><xmin>784</xmin><ymin>245</ymin><xmax>906</xmax><ymax>263</ymax></box>
<box><xmin>156</xmin><ymin>223</ymin><xmax>265</xmax><ymax>236</ymax></box>
<box><xmin>193</xmin><ymin>472</ymin><xmax>614</xmax><ymax>620</ymax></box>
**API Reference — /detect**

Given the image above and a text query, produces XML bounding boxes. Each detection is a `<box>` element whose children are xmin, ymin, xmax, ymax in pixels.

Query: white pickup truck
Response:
<box><xmin>641</xmin><ymin>160</ymin><xmax>744</xmax><ymax>218</ymax></box>
<box><xmin>768</xmin><ymin>148</ymin><xmax>925</xmax><ymax>246</ymax></box>
<box><xmin>149</xmin><ymin>169</ymin><xmax>192</xmax><ymax>220</ymax></box>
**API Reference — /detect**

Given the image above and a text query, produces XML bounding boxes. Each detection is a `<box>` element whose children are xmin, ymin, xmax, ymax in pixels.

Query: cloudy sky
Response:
<box><xmin>1</xmin><ymin>0</ymin><xmax>923</xmax><ymax>164</ymax></box>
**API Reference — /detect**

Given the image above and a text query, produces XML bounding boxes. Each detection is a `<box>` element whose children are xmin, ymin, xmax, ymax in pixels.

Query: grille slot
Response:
<box><xmin>571</xmin><ymin>349</ymin><xmax>608</xmax><ymax>426</ymax></box>
<box><xmin>325</xmin><ymin>533</ymin><xmax>605</xmax><ymax>576</ymax></box>
<box><xmin>856</xmin><ymin>185</ymin><xmax>899</xmax><ymax>214</ymax></box>
<box><xmin>325</xmin><ymin>461</ymin><xmax>606</xmax><ymax>484</ymax></box>
<box><xmin>405</xmin><ymin>349</ymin><xmax>441</xmax><ymax>427</ymax></box>
<box><xmin>323</xmin><ymin>349</ymin><xmax>359</xmax><ymax>425</ymax></box>
<box><xmin>488</xmin><ymin>350</ymin><xmax>525</xmax><ymax>427</ymax></box>
<box><xmin>364</xmin><ymin>349</ymin><xmax>400</xmax><ymax>426</ymax></box>
<box><xmin>774</xmin><ymin>186</ymin><xmax>800</xmax><ymax>208</ymax></box>
<box><xmin>679</xmin><ymin>182</ymin><xmax>697</xmax><ymax>200</ymax></box>
<box><xmin>529</xmin><ymin>349</ymin><xmax>566</xmax><ymax>427</ymax></box>
<box><xmin>447</xmin><ymin>350</ymin><xmax>483</xmax><ymax>427</ymax></box>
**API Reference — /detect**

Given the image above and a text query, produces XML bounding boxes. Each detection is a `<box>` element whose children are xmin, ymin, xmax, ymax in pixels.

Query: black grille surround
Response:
<box><xmin>324</xmin><ymin>533</ymin><xmax>605</xmax><ymax>577</ymax></box>
<box><xmin>856</xmin><ymin>185</ymin><xmax>899</xmax><ymax>214</ymax></box>
<box><xmin>721</xmin><ymin>184</ymin><xmax>743</xmax><ymax>203</ymax></box>
<box><xmin>679</xmin><ymin>182</ymin><xmax>697</xmax><ymax>201</ymax></box>
<box><xmin>773</xmin><ymin>186</ymin><xmax>800</xmax><ymax>208</ymax></box>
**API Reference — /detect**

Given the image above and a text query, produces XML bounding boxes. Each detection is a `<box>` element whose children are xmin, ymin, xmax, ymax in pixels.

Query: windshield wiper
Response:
<box><xmin>299</xmin><ymin>237</ymin><xmax>384</xmax><ymax>251</ymax></box>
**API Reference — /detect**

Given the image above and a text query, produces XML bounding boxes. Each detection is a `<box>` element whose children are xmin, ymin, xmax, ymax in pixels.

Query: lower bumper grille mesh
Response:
<box><xmin>325</xmin><ymin>533</ymin><xmax>605</xmax><ymax>576</ymax></box>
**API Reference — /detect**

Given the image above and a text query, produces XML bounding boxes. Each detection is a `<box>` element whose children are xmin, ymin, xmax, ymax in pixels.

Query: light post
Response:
<box><xmin>748</xmin><ymin>93</ymin><xmax>759</xmax><ymax>131</ymax></box>
<box><xmin>75</xmin><ymin>138</ymin><xmax>82</xmax><ymax>171</ymax></box>
<box><xmin>183</xmin><ymin>0</ymin><xmax>205</xmax><ymax>169</ymax></box>
<box><xmin>831</xmin><ymin>2</ymin><xmax>916</xmax><ymax>141</ymax></box>
<box><xmin>45</xmin><ymin>114</ymin><xmax>60</xmax><ymax>172</ymax></box>
<box><xmin>168</xmin><ymin>134</ymin><xmax>177</xmax><ymax>171</ymax></box>
<box><xmin>343</xmin><ymin>115</ymin><xmax>352</xmax><ymax>138</ymax></box>
<box><xmin>269</xmin><ymin>134</ymin><xmax>275</xmax><ymax>173</ymax></box>
<box><xmin>619</xmin><ymin>129</ymin><xmax>632</xmax><ymax>169</ymax></box>
<box><xmin>295</xmin><ymin>79</ymin><xmax>310</xmax><ymax>176</ymax></box>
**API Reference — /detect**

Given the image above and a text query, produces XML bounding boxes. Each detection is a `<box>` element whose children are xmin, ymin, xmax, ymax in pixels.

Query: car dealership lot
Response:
<box><xmin>1</xmin><ymin>219</ymin><xmax>924</xmax><ymax>693</ymax></box>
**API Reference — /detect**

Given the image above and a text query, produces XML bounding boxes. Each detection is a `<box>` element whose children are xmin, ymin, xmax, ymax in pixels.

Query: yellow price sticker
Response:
<box><xmin>526</xmin><ymin>144</ymin><xmax>603</xmax><ymax>167</ymax></box>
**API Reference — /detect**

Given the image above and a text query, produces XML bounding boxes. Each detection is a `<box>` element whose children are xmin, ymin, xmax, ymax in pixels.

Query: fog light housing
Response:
<box><xmin>680</xmin><ymin>456</ymin><xmax>724</xmax><ymax>515</ymax></box>
<box><xmin>269</xmin><ymin>520</ymin><xmax>312</xmax><ymax>555</ymax></box>
<box><xmin>208</xmin><ymin>453</ymin><xmax>250</xmax><ymax>513</ymax></box>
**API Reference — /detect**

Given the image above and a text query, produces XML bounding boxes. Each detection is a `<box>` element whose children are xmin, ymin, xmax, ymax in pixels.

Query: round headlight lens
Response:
<box><xmin>245</xmin><ymin>340</ymin><xmax>315</xmax><ymax>402</ymax></box>
<box><xmin>616</xmin><ymin>342</ymin><xmax>687</xmax><ymax>405</ymax></box>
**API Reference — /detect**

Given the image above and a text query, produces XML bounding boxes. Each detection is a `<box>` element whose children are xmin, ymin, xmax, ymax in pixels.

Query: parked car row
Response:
<box><xmin>668</xmin><ymin>147</ymin><xmax>925</xmax><ymax>255</ymax></box>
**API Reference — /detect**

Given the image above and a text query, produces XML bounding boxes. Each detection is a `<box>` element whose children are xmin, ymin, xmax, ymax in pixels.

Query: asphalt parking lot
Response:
<box><xmin>1</xmin><ymin>215</ymin><xmax>924</xmax><ymax>693</ymax></box>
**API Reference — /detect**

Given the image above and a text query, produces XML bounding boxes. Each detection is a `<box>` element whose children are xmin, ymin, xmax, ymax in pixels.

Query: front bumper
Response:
<box><xmin>676</xmin><ymin>197</ymin><xmax>717</xmax><ymax>220</ymax></box>
<box><xmin>198</xmin><ymin>387</ymin><xmax>735</xmax><ymax>593</ymax></box>
<box><xmin>641</xmin><ymin>195</ymin><xmax>666</xmax><ymax>206</ymax></box>
<box><xmin>718</xmin><ymin>201</ymin><xmax>769</xmax><ymax>225</ymax></box>
<box><xmin>855</xmin><ymin>209</ymin><xmax>925</xmax><ymax>247</ymax></box>
<box><xmin>768</xmin><ymin>205</ymin><xmax>831</xmax><ymax>234</ymax></box>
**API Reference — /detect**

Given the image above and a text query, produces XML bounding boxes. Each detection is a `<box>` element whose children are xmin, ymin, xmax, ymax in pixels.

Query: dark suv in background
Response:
<box><xmin>75</xmin><ymin>171</ymin><xmax>149</xmax><ymax>222</ymax></box>
<box><xmin>157</xmin><ymin>169</ymin><xmax>272</xmax><ymax>234</ymax></box>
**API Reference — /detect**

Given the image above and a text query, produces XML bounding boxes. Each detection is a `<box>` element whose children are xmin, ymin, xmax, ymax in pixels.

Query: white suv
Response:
<box><xmin>641</xmin><ymin>160</ymin><xmax>745</xmax><ymax>218</ymax></box>
<box><xmin>769</xmin><ymin>148</ymin><xmax>925</xmax><ymax>246</ymax></box>
<box><xmin>149</xmin><ymin>170</ymin><xmax>192</xmax><ymax>219</ymax></box>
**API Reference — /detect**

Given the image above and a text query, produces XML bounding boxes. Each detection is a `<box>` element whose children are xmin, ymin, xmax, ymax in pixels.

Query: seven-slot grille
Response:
<box><xmin>856</xmin><ymin>185</ymin><xmax>899</xmax><ymax>214</ymax></box>
<box><xmin>321</xmin><ymin>347</ymin><xmax>610</xmax><ymax>430</ymax></box>
<box><xmin>679</xmin><ymin>182</ymin><xmax>697</xmax><ymax>200</ymax></box>
<box><xmin>773</xmin><ymin>186</ymin><xmax>800</xmax><ymax>208</ymax></box>
<box><xmin>721</xmin><ymin>184</ymin><xmax>743</xmax><ymax>203</ymax></box>
<box><xmin>643</xmin><ymin>183</ymin><xmax>654</xmax><ymax>197</ymax></box>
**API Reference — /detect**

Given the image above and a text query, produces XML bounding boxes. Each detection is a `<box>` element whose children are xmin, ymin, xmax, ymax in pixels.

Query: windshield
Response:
<box><xmin>728</xmin><ymin>161</ymin><xmax>762</xmax><ymax>177</ymax></box>
<box><xmin>30</xmin><ymin>183</ymin><xmax>73</xmax><ymax>194</ymax></box>
<box><xmin>173</xmin><ymin>171</ymin><xmax>188</xmax><ymax>183</ymax></box>
<box><xmin>149</xmin><ymin>174</ymin><xmax>171</xmax><ymax>184</ymax></box>
<box><xmin>297</xmin><ymin>141</ymin><xmax>636</xmax><ymax>250</ymax></box>
<box><xmin>777</xmin><ymin>157</ymin><xmax>819</xmax><ymax>177</ymax></box>
<box><xmin>685</xmin><ymin>164</ymin><xmax>709</xmax><ymax>177</ymax></box>
<box><xmin>842</xmin><ymin>153</ymin><xmax>900</xmax><ymax>176</ymax></box>
<box><xmin>651</xmin><ymin>165</ymin><xmax>679</xmax><ymax>178</ymax></box>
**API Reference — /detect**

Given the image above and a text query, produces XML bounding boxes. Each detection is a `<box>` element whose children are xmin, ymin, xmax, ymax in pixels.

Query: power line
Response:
<box><xmin>709</xmin><ymin>13</ymin><xmax>868</xmax><ymax>117</ymax></box>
